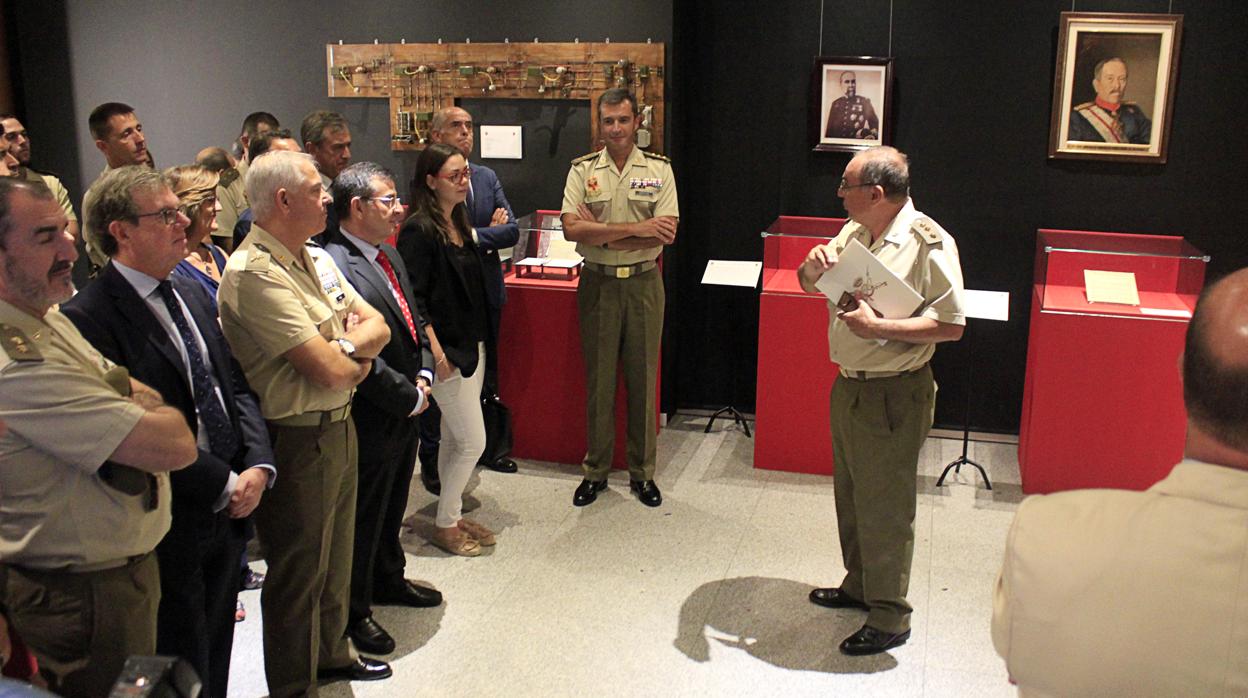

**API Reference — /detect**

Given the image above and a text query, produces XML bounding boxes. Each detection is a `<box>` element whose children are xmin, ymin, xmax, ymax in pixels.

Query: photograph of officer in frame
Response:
<box><xmin>1048</xmin><ymin>12</ymin><xmax>1183</xmax><ymax>163</ymax></box>
<box><xmin>810</xmin><ymin>56</ymin><xmax>894</xmax><ymax>153</ymax></box>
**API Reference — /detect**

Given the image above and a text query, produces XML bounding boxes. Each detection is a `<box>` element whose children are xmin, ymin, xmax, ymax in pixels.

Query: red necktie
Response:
<box><xmin>374</xmin><ymin>249</ymin><xmax>421</xmax><ymax>345</ymax></box>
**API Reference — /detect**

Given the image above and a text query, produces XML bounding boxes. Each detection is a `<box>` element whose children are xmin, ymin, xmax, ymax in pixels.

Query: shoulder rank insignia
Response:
<box><xmin>642</xmin><ymin>150</ymin><xmax>671</xmax><ymax>163</ymax></box>
<box><xmin>218</xmin><ymin>167</ymin><xmax>239</xmax><ymax>188</ymax></box>
<box><xmin>571</xmin><ymin>151</ymin><xmax>599</xmax><ymax>165</ymax></box>
<box><xmin>0</xmin><ymin>323</ymin><xmax>42</xmax><ymax>362</ymax></box>
<box><xmin>245</xmin><ymin>244</ymin><xmax>272</xmax><ymax>272</ymax></box>
<box><xmin>912</xmin><ymin>217</ymin><xmax>946</xmax><ymax>244</ymax></box>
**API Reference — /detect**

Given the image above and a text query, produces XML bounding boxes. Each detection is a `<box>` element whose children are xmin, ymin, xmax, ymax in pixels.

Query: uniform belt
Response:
<box><xmin>838</xmin><ymin>364</ymin><xmax>926</xmax><ymax>380</ymax></box>
<box><xmin>267</xmin><ymin>403</ymin><xmax>352</xmax><ymax>427</ymax></box>
<box><xmin>583</xmin><ymin>260</ymin><xmax>658</xmax><ymax>279</ymax></box>
<box><xmin>3</xmin><ymin>551</ymin><xmax>151</xmax><ymax>576</ymax></box>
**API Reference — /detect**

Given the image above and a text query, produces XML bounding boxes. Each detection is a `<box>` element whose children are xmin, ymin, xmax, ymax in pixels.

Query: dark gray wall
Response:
<box><xmin>35</xmin><ymin>1</ymin><xmax>671</xmax><ymax>199</ymax></box>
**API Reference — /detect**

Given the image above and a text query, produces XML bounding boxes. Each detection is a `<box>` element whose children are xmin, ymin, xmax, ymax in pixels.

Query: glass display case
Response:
<box><xmin>512</xmin><ymin>210</ymin><xmax>583</xmax><ymax>279</ymax></box>
<box><xmin>1019</xmin><ymin>229</ymin><xmax>1208</xmax><ymax>494</ymax></box>
<box><xmin>1035</xmin><ymin>229</ymin><xmax>1208</xmax><ymax>319</ymax></box>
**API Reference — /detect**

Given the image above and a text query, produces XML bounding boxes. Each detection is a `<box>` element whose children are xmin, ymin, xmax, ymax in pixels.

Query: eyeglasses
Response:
<box><xmin>437</xmin><ymin>167</ymin><xmax>471</xmax><ymax>184</ymax></box>
<box><xmin>365</xmin><ymin>194</ymin><xmax>402</xmax><ymax>209</ymax></box>
<box><xmin>134</xmin><ymin>208</ymin><xmax>182</xmax><ymax>226</ymax></box>
<box><xmin>837</xmin><ymin>178</ymin><xmax>877</xmax><ymax>193</ymax></box>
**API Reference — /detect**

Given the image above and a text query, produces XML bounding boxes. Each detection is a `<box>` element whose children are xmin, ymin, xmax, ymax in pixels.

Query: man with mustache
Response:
<box><xmin>0</xmin><ymin>176</ymin><xmax>196</xmax><ymax>697</ymax></box>
<box><xmin>1068</xmin><ymin>57</ymin><xmax>1152</xmax><ymax>144</ymax></box>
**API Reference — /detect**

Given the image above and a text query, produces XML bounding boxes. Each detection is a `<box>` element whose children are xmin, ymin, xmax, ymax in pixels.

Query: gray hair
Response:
<box><xmin>430</xmin><ymin>106</ymin><xmax>468</xmax><ymax>132</ymax></box>
<box><xmin>0</xmin><ymin>178</ymin><xmax>55</xmax><ymax>248</ymax></box>
<box><xmin>87</xmin><ymin>166</ymin><xmax>173</xmax><ymax>257</ymax></box>
<box><xmin>332</xmin><ymin>161</ymin><xmax>394</xmax><ymax>222</ymax></box>
<box><xmin>300</xmin><ymin>110</ymin><xmax>348</xmax><ymax>147</ymax></box>
<box><xmin>246</xmin><ymin>150</ymin><xmax>316</xmax><ymax>221</ymax></box>
<box><xmin>857</xmin><ymin>146</ymin><xmax>910</xmax><ymax>202</ymax></box>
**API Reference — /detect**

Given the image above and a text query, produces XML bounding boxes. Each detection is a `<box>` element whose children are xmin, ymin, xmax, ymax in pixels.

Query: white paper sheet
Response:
<box><xmin>964</xmin><ymin>289</ymin><xmax>1009</xmax><ymax>322</ymax></box>
<box><xmin>480</xmin><ymin>125</ymin><xmax>522</xmax><ymax>159</ymax></box>
<box><xmin>701</xmin><ymin>260</ymin><xmax>763</xmax><ymax>287</ymax></box>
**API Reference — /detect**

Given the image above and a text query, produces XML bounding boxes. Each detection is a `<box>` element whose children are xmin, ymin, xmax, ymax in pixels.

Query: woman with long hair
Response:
<box><xmin>397</xmin><ymin>143</ymin><xmax>495</xmax><ymax>557</ymax></box>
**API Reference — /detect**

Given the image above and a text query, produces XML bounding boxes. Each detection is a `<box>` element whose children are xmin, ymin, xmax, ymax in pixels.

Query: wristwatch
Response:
<box><xmin>335</xmin><ymin>337</ymin><xmax>356</xmax><ymax>357</ymax></box>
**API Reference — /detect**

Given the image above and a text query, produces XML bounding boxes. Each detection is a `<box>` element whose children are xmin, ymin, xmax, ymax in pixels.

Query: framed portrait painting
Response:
<box><xmin>810</xmin><ymin>56</ymin><xmax>893</xmax><ymax>153</ymax></box>
<box><xmin>1048</xmin><ymin>12</ymin><xmax>1183</xmax><ymax>163</ymax></box>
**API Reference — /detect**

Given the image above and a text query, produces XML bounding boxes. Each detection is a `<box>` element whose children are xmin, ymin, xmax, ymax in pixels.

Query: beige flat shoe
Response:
<box><xmin>458</xmin><ymin>518</ymin><xmax>496</xmax><ymax>546</ymax></box>
<box><xmin>432</xmin><ymin>527</ymin><xmax>481</xmax><ymax>557</ymax></box>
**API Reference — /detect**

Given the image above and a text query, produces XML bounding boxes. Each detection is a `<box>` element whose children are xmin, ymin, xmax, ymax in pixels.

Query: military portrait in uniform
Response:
<box><xmin>811</xmin><ymin>57</ymin><xmax>893</xmax><ymax>153</ymax></box>
<box><xmin>1048</xmin><ymin>12</ymin><xmax>1183</xmax><ymax>163</ymax></box>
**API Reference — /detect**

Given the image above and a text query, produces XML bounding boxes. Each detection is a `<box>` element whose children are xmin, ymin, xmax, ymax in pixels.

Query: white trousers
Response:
<box><xmin>431</xmin><ymin>342</ymin><xmax>487</xmax><ymax>528</ymax></box>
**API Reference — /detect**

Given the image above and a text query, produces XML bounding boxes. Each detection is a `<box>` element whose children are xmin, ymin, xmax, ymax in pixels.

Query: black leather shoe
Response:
<box><xmin>839</xmin><ymin>625</ymin><xmax>911</xmax><ymax>656</ymax></box>
<box><xmin>347</xmin><ymin>617</ymin><xmax>395</xmax><ymax>655</ymax></box>
<box><xmin>483</xmin><ymin>457</ymin><xmax>518</xmax><ymax>473</ymax></box>
<box><xmin>317</xmin><ymin>656</ymin><xmax>392</xmax><ymax>682</ymax></box>
<box><xmin>374</xmin><ymin>580</ymin><xmax>443</xmax><ymax>608</ymax></box>
<box><xmin>419</xmin><ymin>452</ymin><xmax>440</xmax><ymax>495</ymax></box>
<box><xmin>573</xmin><ymin>479</ymin><xmax>608</xmax><ymax>507</ymax></box>
<box><xmin>809</xmin><ymin>587</ymin><xmax>870</xmax><ymax>611</ymax></box>
<box><xmin>629</xmin><ymin>479</ymin><xmax>662</xmax><ymax>507</ymax></box>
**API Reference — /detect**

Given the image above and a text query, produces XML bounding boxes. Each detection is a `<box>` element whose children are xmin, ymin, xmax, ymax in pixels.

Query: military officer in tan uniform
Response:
<box><xmin>80</xmin><ymin>102</ymin><xmax>154</xmax><ymax>286</ymax></box>
<box><xmin>216</xmin><ymin>112</ymin><xmax>280</xmax><ymax>251</ymax></box>
<box><xmin>218</xmin><ymin>150</ymin><xmax>392</xmax><ymax>697</ymax></box>
<box><xmin>0</xmin><ymin>177</ymin><xmax>196</xmax><ymax>697</ymax></box>
<box><xmin>798</xmin><ymin>146</ymin><xmax>965</xmax><ymax>656</ymax></box>
<box><xmin>561</xmin><ymin>88</ymin><xmax>679</xmax><ymax>509</ymax></box>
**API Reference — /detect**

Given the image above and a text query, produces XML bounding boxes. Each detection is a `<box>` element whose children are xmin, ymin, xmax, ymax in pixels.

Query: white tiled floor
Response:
<box><xmin>228</xmin><ymin>417</ymin><xmax>1022</xmax><ymax>697</ymax></box>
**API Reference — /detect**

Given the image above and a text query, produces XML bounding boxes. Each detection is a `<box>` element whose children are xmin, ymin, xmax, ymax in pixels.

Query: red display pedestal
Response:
<box><xmin>497</xmin><ymin>210</ymin><xmax>659</xmax><ymax>469</ymax></box>
<box><xmin>754</xmin><ymin>216</ymin><xmax>847</xmax><ymax>475</ymax></box>
<box><xmin>1018</xmin><ymin>229</ymin><xmax>1207</xmax><ymax>494</ymax></box>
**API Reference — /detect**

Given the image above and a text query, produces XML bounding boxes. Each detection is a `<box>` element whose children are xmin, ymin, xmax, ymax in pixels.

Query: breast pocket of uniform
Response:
<box><xmin>627</xmin><ymin>187</ymin><xmax>658</xmax><ymax>220</ymax></box>
<box><xmin>583</xmin><ymin>190</ymin><xmax>611</xmax><ymax>221</ymax></box>
<box><xmin>305</xmin><ymin>301</ymin><xmax>336</xmax><ymax>341</ymax></box>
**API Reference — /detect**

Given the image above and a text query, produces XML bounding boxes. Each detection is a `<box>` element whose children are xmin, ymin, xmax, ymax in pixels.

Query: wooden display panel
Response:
<box><xmin>326</xmin><ymin>42</ymin><xmax>665</xmax><ymax>153</ymax></box>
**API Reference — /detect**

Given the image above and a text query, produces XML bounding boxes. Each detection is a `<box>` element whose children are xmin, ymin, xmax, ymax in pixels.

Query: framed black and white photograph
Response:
<box><xmin>810</xmin><ymin>56</ymin><xmax>893</xmax><ymax>153</ymax></box>
<box><xmin>1048</xmin><ymin>12</ymin><xmax>1183</xmax><ymax>163</ymax></box>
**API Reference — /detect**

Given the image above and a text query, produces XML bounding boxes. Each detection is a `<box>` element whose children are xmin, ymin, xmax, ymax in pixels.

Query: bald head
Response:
<box><xmin>196</xmin><ymin>146</ymin><xmax>234</xmax><ymax>173</ymax></box>
<box><xmin>430</xmin><ymin>106</ymin><xmax>474</xmax><ymax>158</ymax></box>
<box><xmin>852</xmin><ymin>146</ymin><xmax>910</xmax><ymax>202</ymax></box>
<box><xmin>1183</xmin><ymin>268</ymin><xmax>1248</xmax><ymax>453</ymax></box>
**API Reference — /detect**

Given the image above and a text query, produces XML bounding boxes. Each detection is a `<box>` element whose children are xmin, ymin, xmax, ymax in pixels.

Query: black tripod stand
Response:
<box><xmin>935</xmin><ymin>322</ymin><xmax>992</xmax><ymax>490</ymax></box>
<box><xmin>704</xmin><ymin>406</ymin><xmax>752</xmax><ymax>437</ymax></box>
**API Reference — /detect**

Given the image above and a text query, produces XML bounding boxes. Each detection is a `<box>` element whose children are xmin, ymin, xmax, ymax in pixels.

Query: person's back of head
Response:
<box><xmin>1182</xmin><ymin>268</ymin><xmax>1248</xmax><ymax>463</ymax></box>
<box><xmin>196</xmin><ymin>147</ymin><xmax>233</xmax><ymax>173</ymax></box>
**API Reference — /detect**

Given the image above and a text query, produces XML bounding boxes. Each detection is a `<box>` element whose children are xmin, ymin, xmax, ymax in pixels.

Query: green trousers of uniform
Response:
<box><xmin>576</xmin><ymin>266</ymin><xmax>664</xmax><ymax>481</ymax></box>
<box><xmin>1</xmin><ymin>552</ymin><xmax>159</xmax><ymax>698</ymax></box>
<box><xmin>830</xmin><ymin>365</ymin><xmax>935</xmax><ymax>634</ymax></box>
<box><xmin>257</xmin><ymin>416</ymin><xmax>358</xmax><ymax>698</ymax></box>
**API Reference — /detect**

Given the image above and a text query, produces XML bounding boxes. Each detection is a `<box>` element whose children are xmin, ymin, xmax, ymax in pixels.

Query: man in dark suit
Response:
<box><xmin>325</xmin><ymin>162</ymin><xmax>444</xmax><ymax>655</ymax></box>
<box><xmin>62</xmin><ymin>166</ymin><xmax>275</xmax><ymax>698</ymax></box>
<box><xmin>424</xmin><ymin>105</ymin><xmax>521</xmax><ymax>486</ymax></box>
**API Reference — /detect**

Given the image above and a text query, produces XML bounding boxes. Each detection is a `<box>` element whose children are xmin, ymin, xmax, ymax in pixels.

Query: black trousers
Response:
<box><xmin>155</xmin><ymin>503</ymin><xmax>246</xmax><ymax>698</ymax></box>
<box><xmin>350</xmin><ymin>420</ymin><xmax>420</xmax><ymax>622</ymax></box>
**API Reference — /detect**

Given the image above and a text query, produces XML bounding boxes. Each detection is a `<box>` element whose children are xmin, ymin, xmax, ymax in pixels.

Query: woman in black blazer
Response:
<box><xmin>397</xmin><ymin>143</ymin><xmax>495</xmax><ymax>557</ymax></box>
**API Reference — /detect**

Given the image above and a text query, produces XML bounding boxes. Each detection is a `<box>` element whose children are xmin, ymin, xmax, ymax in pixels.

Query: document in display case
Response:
<box><xmin>1018</xmin><ymin>229</ymin><xmax>1208</xmax><ymax>494</ymax></box>
<box><xmin>755</xmin><ymin>215</ymin><xmax>847</xmax><ymax>475</ymax></box>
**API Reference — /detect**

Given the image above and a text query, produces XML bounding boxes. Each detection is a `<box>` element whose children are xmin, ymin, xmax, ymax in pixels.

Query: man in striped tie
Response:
<box><xmin>324</xmin><ymin>162</ymin><xmax>443</xmax><ymax>657</ymax></box>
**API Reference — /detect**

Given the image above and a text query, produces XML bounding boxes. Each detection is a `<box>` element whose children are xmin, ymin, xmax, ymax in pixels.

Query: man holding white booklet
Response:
<box><xmin>797</xmin><ymin>146</ymin><xmax>966</xmax><ymax>657</ymax></box>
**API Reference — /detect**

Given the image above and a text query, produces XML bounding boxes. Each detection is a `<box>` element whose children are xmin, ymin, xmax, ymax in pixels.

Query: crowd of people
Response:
<box><xmin>0</xmin><ymin>83</ymin><xmax>1243</xmax><ymax>698</ymax></box>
